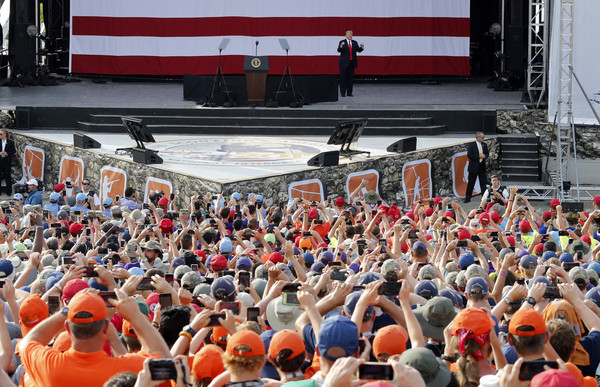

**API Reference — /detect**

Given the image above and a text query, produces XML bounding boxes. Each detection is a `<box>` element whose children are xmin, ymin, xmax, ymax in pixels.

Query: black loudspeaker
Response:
<box><xmin>132</xmin><ymin>148</ymin><xmax>163</xmax><ymax>164</ymax></box>
<box><xmin>482</xmin><ymin>113</ymin><xmax>497</xmax><ymax>134</ymax></box>
<box><xmin>386</xmin><ymin>137</ymin><xmax>417</xmax><ymax>153</ymax></box>
<box><xmin>73</xmin><ymin>133</ymin><xmax>101</xmax><ymax>149</ymax></box>
<box><xmin>307</xmin><ymin>151</ymin><xmax>339</xmax><ymax>167</ymax></box>
<box><xmin>562</xmin><ymin>202</ymin><xmax>583</xmax><ymax>213</ymax></box>
<box><xmin>16</xmin><ymin>108</ymin><xmax>29</xmax><ymax>129</ymax></box>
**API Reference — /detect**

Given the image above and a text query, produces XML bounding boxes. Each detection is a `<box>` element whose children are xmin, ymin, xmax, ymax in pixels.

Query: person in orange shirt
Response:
<box><xmin>18</xmin><ymin>289</ymin><xmax>171</xmax><ymax>387</ymax></box>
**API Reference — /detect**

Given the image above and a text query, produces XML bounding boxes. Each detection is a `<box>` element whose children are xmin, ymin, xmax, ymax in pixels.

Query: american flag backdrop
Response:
<box><xmin>69</xmin><ymin>0</ymin><xmax>470</xmax><ymax>76</ymax></box>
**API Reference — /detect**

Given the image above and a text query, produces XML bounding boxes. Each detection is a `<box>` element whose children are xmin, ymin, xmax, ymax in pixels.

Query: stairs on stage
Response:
<box><xmin>76</xmin><ymin>109</ymin><xmax>448</xmax><ymax>136</ymax></box>
<box><xmin>499</xmin><ymin>134</ymin><xmax>541</xmax><ymax>183</ymax></box>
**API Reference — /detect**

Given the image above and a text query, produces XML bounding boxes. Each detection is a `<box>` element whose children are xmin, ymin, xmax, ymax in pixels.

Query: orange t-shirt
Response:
<box><xmin>21</xmin><ymin>341</ymin><xmax>158</xmax><ymax>387</ymax></box>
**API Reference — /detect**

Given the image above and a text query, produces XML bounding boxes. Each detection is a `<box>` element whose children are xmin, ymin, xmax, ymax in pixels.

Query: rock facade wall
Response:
<box><xmin>10</xmin><ymin>133</ymin><xmax>499</xmax><ymax>209</ymax></box>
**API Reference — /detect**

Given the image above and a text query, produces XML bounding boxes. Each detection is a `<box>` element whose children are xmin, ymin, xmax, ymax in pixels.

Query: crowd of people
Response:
<box><xmin>0</xmin><ymin>183</ymin><xmax>599</xmax><ymax>387</ymax></box>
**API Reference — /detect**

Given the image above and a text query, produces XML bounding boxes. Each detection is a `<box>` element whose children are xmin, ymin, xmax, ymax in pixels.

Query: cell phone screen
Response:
<box><xmin>159</xmin><ymin>293</ymin><xmax>172</xmax><ymax>308</ymax></box>
<box><xmin>247</xmin><ymin>307</ymin><xmax>260</xmax><ymax>322</ymax></box>
<box><xmin>378</xmin><ymin>281</ymin><xmax>402</xmax><ymax>296</ymax></box>
<box><xmin>219</xmin><ymin>301</ymin><xmax>240</xmax><ymax>314</ymax></box>
<box><xmin>359</xmin><ymin>362</ymin><xmax>394</xmax><ymax>380</ymax></box>
<box><xmin>149</xmin><ymin>359</ymin><xmax>177</xmax><ymax>381</ymax></box>
<box><xmin>208</xmin><ymin>313</ymin><xmax>225</xmax><ymax>327</ymax></box>
<box><xmin>165</xmin><ymin>273</ymin><xmax>174</xmax><ymax>283</ymax></box>
<box><xmin>137</xmin><ymin>277</ymin><xmax>155</xmax><ymax>291</ymax></box>
<box><xmin>238</xmin><ymin>271</ymin><xmax>250</xmax><ymax>287</ymax></box>
<box><xmin>48</xmin><ymin>295</ymin><xmax>60</xmax><ymax>314</ymax></box>
<box><xmin>519</xmin><ymin>361</ymin><xmax>558</xmax><ymax>381</ymax></box>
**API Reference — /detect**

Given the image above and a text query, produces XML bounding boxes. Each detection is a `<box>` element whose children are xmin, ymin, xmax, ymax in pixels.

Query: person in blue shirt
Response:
<box><xmin>120</xmin><ymin>187</ymin><xmax>141</xmax><ymax>211</ymax></box>
<box><xmin>43</xmin><ymin>192</ymin><xmax>61</xmax><ymax>215</ymax></box>
<box><xmin>23</xmin><ymin>179</ymin><xmax>42</xmax><ymax>206</ymax></box>
<box><xmin>102</xmin><ymin>197</ymin><xmax>113</xmax><ymax>218</ymax></box>
<box><xmin>72</xmin><ymin>192</ymin><xmax>90</xmax><ymax>215</ymax></box>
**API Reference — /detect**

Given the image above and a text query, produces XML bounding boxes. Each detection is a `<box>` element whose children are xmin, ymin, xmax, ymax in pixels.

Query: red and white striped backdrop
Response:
<box><xmin>69</xmin><ymin>0</ymin><xmax>470</xmax><ymax>76</ymax></box>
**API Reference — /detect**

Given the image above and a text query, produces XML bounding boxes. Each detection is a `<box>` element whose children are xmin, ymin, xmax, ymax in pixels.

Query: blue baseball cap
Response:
<box><xmin>236</xmin><ymin>257</ymin><xmax>252</xmax><ymax>271</ymax></box>
<box><xmin>558</xmin><ymin>252</ymin><xmax>573</xmax><ymax>263</ymax></box>
<box><xmin>519</xmin><ymin>255</ymin><xmax>538</xmax><ymax>269</ymax></box>
<box><xmin>588</xmin><ymin>262</ymin><xmax>600</xmax><ymax>275</ymax></box>
<box><xmin>210</xmin><ymin>277</ymin><xmax>236</xmax><ymax>300</ymax></box>
<box><xmin>76</xmin><ymin>192</ymin><xmax>88</xmax><ymax>202</ymax></box>
<box><xmin>348</xmin><ymin>262</ymin><xmax>360</xmax><ymax>273</ymax></box>
<box><xmin>103</xmin><ymin>197</ymin><xmax>113</xmax><ymax>207</ymax></box>
<box><xmin>49</xmin><ymin>192</ymin><xmax>60</xmax><ymax>202</ymax></box>
<box><xmin>357</xmin><ymin>272</ymin><xmax>380</xmax><ymax>286</ymax></box>
<box><xmin>414</xmin><ymin>280</ymin><xmax>438</xmax><ymax>300</ymax></box>
<box><xmin>232</xmin><ymin>192</ymin><xmax>242</xmax><ymax>201</ymax></box>
<box><xmin>344</xmin><ymin>291</ymin><xmax>374</xmax><ymax>319</ymax></box>
<box><xmin>302</xmin><ymin>252</ymin><xmax>314</xmax><ymax>267</ymax></box>
<box><xmin>412</xmin><ymin>241</ymin><xmax>427</xmax><ymax>253</ymax></box>
<box><xmin>310</xmin><ymin>262</ymin><xmax>325</xmax><ymax>273</ymax></box>
<box><xmin>585</xmin><ymin>287</ymin><xmax>600</xmax><ymax>308</ymax></box>
<box><xmin>320</xmin><ymin>251</ymin><xmax>334</xmax><ymax>263</ymax></box>
<box><xmin>317</xmin><ymin>315</ymin><xmax>359</xmax><ymax>361</ymax></box>
<box><xmin>219</xmin><ymin>237</ymin><xmax>233</xmax><ymax>254</ymax></box>
<box><xmin>529</xmin><ymin>275</ymin><xmax>551</xmax><ymax>287</ymax></box>
<box><xmin>458</xmin><ymin>253</ymin><xmax>475</xmax><ymax>270</ymax></box>
<box><xmin>13</xmin><ymin>193</ymin><xmax>23</xmax><ymax>200</ymax></box>
<box><xmin>466</xmin><ymin>277</ymin><xmax>489</xmax><ymax>295</ymax></box>
<box><xmin>0</xmin><ymin>259</ymin><xmax>14</xmax><ymax>278</ymax></box>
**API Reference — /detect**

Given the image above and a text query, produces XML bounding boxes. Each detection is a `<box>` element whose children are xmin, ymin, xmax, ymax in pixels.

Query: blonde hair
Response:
<box><xmin>451</xmin><ymin>336</ymin><xmax>484</xmax><ymax>387</ymax></box>
<box><xmin>222</xmin><ymin>352</ymin><xmax>266</xmax><ymax>375</ymax></box>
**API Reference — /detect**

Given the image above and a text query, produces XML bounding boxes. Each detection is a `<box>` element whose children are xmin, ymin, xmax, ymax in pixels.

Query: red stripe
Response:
<box><xmin>72</xmin><ymin>16</ymin><xmax>470</xmax><ymax>37</ymax></box>
<box><xmin>71</xmin><ymin>55</ymin><xmax>469</xmax><ymax>76</ymax></box>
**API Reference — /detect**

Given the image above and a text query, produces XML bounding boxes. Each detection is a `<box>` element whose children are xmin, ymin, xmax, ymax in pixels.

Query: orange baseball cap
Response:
<box><xmin>212</xmin><ymin>325</ymin><xmax>229</xmax><ymax>345</ymax></box>
<box><xmin>373</xmin><ymin>325</ymin><xmax>408</xmax><ymax>357</ymax></box>
<box><xmin>226</xmin><ymin>330</ymin><xmax>265</xmax><ymax>357</ymax></box>
<box><xmin>299</xmin><ymin>238</ymin><xmax>312</xmax><ymax>250</ymax></box>
<box><xmin>509</xmin><ymin>308</ymin><xmax>546</xmax><ymax>336</ymax></box>
<box><xmin>52</xmin><ymin>331</ymin><xmax>72</xmax><ymax>352</ymax></box>
<box><xmin>19</xmin><ymin>294</ymin><xmax>49</xmax><ymax>335</ymax></box>
<box><xmin>451</xmin><ymin>308</ymin><xmax>494</xmax><ymax>337</ymax></box>
<box><xmin>268</xmin><ymin>329</ymin><xmax>305</xmax><ymax>360</ymax></box>
<box><xmin>67</xmin><ymin>293</ymin><xmax>108</xmax><ymax>324</ymax></box>
<box><xmin>193</xmin><ymin>344</ymin><xmax>225</xmax><ymax>381</ymax></box>
<box><xmin>122</xmin><ymin>316</ymin><xmax>150</xmax><ymax>338</ymax></box>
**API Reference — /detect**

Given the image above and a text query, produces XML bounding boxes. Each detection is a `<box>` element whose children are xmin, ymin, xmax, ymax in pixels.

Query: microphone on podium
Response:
<box><xmin>255</xmin><ymin>41</ymin><xmax>259</xmax><ymax>56</ymax></box>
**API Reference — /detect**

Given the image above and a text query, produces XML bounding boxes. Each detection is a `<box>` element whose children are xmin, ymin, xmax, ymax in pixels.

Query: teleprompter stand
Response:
<box><xmin>327</xmin><ymin>119</ymin><xmax>370</xmax><ymax>159</ymax></box>
<box><xmin>204</xmin><ymin>39</ymin><xmax>235</xmax><ymax>107</ymax></box>
<box><xmin>268</xmin><ymin>39</ymin><xmax>303</xmax><ymax>108</ymax></box>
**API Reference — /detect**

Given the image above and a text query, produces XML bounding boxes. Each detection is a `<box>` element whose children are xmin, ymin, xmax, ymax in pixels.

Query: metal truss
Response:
<box><xmin>527</xmin><ymin>0</ymin><xmax>549</xmax><ymax>108</ymax></box>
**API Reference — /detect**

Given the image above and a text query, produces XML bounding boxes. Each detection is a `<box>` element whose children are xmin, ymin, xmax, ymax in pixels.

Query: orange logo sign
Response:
<box><xmin>288</xmin><ymin>179</ymin><xmax>324</xmax><ymax>202</ymax></box>
<box><xmin>59</xmin><ymin>156</ymin><xmax>84</xmax><ymax>189</ymax></box>
<box><xmin>22</xmin><ymin>146</ymin><xmax>45</xmax><ymax>182</ymax></box>
<box><xmin>346</xmin><ymin>170</ymin><xmax>379</xmax><ymax>201</ymax></box>
<box><xmin>402</xmin><ymin>159</ymin><xmax>432</xmax><ymax>208</ymax></box>
<box><xmin>451</xmin><ymin>152</ymin><xmax>481</xmax><ymax>198</ymax></box>
<box><xmin>144</xmin><ymin>177</ymin><xmax>172</xmax><ymax>203</ymax></box>
<box><xmin>100</xmin><ymin>166</ymin><xmax>127</xmax><ymax>201</ymax></box>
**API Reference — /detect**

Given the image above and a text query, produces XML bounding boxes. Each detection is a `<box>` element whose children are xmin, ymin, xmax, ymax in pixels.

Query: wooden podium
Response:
<box><xmin>244</xmin><ymin>56</ymin><xmax>269</xmax><ymax>101</ymax></box>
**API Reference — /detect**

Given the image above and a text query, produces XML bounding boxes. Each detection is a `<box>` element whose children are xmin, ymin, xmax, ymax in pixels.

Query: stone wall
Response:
<box><xmin>11</xmin><ymin>133</ymin><xmax>499</xmax><ymax>209</ymax></box>
<box><xmin>497</xmin><ymin>109</ymin><xmax>600</xmax><ymax>159</ymax></box>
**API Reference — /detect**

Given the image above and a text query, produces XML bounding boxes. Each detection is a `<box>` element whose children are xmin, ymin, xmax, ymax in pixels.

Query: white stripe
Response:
<box><xmin>71</xmin><ymin>0</ymin><xmax>469</xmax><ymax>19</ymax></box>
<box><xmin>71</xmin><ymin>36</ymin><xmax>469</xmax><ymax>57</ymax></box>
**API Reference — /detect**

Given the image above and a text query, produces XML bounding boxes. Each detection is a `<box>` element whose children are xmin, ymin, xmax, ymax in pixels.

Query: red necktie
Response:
<box><xmin>349</xmin><ymin>40</ymin><xmax>352</xmax><ymax>60</ymax></box>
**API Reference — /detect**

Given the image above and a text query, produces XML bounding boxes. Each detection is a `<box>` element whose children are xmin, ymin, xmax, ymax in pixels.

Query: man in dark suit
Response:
<box><xmin>464</xmin><ymin>131</ymin><xmax>489</xmax><ymax>203</ymax></box>
<box><xmin>0</xmin><ymin>129</ymin><xmax>16</xmax><ymax>195</ymax></box>
<box><xmin>337</xmin><ymin>30</ymin><xmax>364</xmax><ymax>97</ymax></box>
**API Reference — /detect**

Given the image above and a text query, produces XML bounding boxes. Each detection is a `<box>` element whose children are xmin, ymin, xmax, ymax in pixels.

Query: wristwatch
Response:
<box><xmin>181</xmin><ymin>324</ymin><xmax>196</xmax><ymax>337</ymax></box>
<box><xmin>61</xmin><ymin>307</ymin><xmax>69</xmax><ymax>317</ymax></box>
<box><xmin>525</xmin><ymin>297</ymin><xmax>536</xmax><ymax>306</ymax></box>
<box><xmin>441</xmin><ymin>354</ymin><xmax>457</xmax><ymax>363</ymax></box>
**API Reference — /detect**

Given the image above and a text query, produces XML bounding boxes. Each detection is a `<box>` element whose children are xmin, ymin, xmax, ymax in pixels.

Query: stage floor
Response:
<box><xmin>0</xmin><ymin>77</ymin><xmax>525</xmax><ymax>111</ymax></box>
<box><xmin>26</xmin><ymin>131</ymin><xmax>473</xmax><ymax>183</ymax></box>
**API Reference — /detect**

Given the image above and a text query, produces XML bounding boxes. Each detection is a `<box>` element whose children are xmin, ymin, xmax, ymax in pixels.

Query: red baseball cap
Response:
<box><xmin>489</xmin><ymin>210</ymin><xmax>500</xmax><ymax>223</ymax></box>
<box><xmin>479</xmin><ymin>212</ymin><xmax>490</xmax><ymax>224</ymax></box>
<box><xmin>405</xmin><ymin>212</ymin><xmax>415</xmax><ymax>221</ymax></box>
<box><xmin>530</xmin><ymin>369</ymin><xmax>578</xmax><ymax>387</ymax></box>
<box><xmin>158</xmin><ymin>218</ymin><xmax>173</xmax><ymax>234</ymax></box>
<box><xmin>534</xmin><ymin>243</ymin><xmax>545</xmax><ymax>253</ymax></box>
<box><xmin>308</xmin><ymin>208</ymin><xmax>318</xmax><ymax>219</ymax></box>
<box><xmin>194</xmin><ymin>250</ymin><xmax>206</xmax><ymax>262</ymax></box>
<box><xmin>505</xmin><ymin>235</ymin><xmax>516</xmax><ymax>246</ymax></box>
<box><xmin>69</xmin><ymin>223</ymin><xmax>84</xmax><ymax>235</ymax></box>
<box><xmin>433</xmin><ymin>197</ymin><xmax>443</xmax><ymax>204</ymax></box>
<box><xmin>550</xmin><ymin>199</ymin><xmax>560</xmax><ymax>208</ymax></box>
<box><xmin>158</xmin><ymin>197</ymin><xmax>168</xmax><ymax>207</ymax></box>
<box><xmin>211</xmin><ymin>255</ymin><xmax>228</xmax><ymax>271</ymax></box>
<box><xmin>581</xmin><ymin>235</ymin><xmax>592</xmax><ymax>245</ymax></box>
<box><xmin>519</xmin><ymin>219</ymin><xmax>531</xmax><ymax>233</ymax></box>
<box><xmin>443</xmin><ymin>211</ymin><xmax>454</xmax><ymax>219</ymax></box>
<box><xmin>542</xmin><ymin>211</ymin><xmax>553</xmax><ymax>221</ymax></box>
<box><xmin>54</xmin><ymin>183</ymin><xmax>65</xmax><ymax>192</ymax></box>
<box><xmin>335</xmin><ymin>196</ymin><xmax>345</xmax><ymax>207</ymax></box>
<box><xmin>424</xmin><ymin>207</ymin><xmax>434</xmax><ymax>216</ymax></box>
<box><xmin>269</xmin><ymin>251</ymin><xmax>284</xmax><ymax>264</ymax></box>
<box><xmin>457</xmin><ymin>228</ymin><xmax>470</xmax><ymax>240</ymax></box>
<box><xmin>400</xmin><ymin>242</ymin><xmax>409</xmax><ymax>253</ymax></box>
<box><xmin>62</xmin><ymin>279</ymin><xmax>90</xmax><ymax>303</ymax></box>
<box><xmin>593</xmin><ymin>196</ymin><xmax>600</xmax><ymax>204</ymax></box>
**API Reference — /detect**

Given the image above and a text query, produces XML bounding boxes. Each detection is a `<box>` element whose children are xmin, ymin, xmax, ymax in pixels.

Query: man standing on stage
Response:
<box><xmin>338</xmin><ymin>30</ymin><xmax>364</xmax><ymax>97</ymax></box>
<box><xmin>464</xmin><ymin>131</ymin><xmax>489</xmax><ymax>203</ymax></box>
<box><xmin>0</xmin><ymin>129</ymin><xmax>16</xmax><ymax>196</ymax></box>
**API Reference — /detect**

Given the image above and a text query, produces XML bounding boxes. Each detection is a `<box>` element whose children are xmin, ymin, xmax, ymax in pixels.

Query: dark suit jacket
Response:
<box><xmin>467</xmin><ymin>140</ymin><xmax>489</xmax><ymax>173</ymax></box>
<box><xmin>338</xmin><ymin>39</ymin><xmax>364</xmax><ymax>69</ymax></box>
<box><xmin>0</xmin><ymin>139</ymin><xmax>15</xmax><ymax>164</ymax></box>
